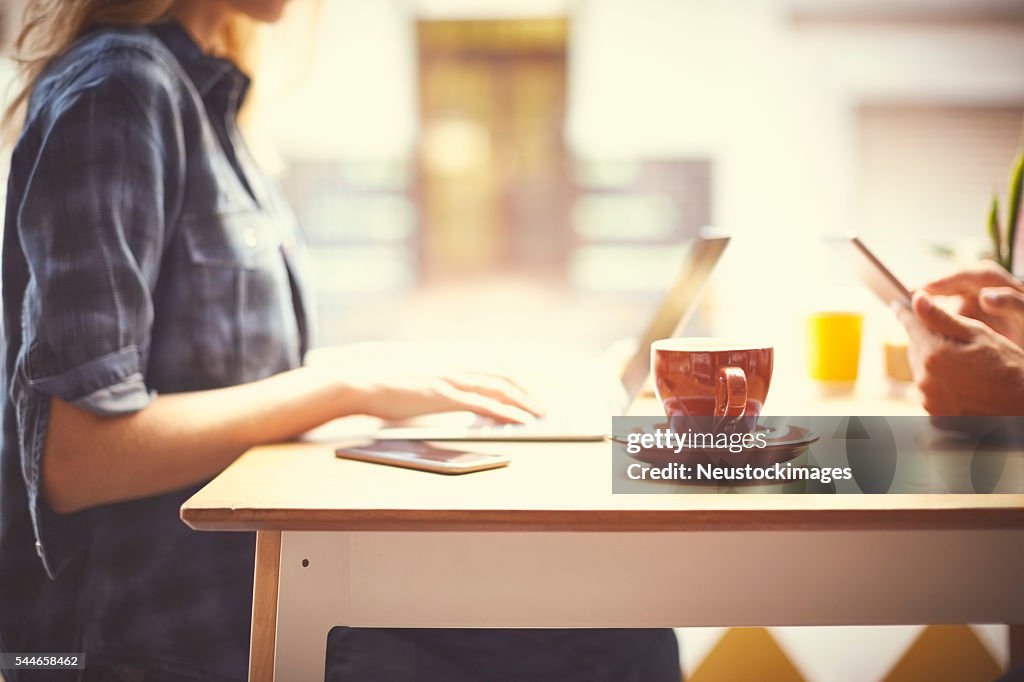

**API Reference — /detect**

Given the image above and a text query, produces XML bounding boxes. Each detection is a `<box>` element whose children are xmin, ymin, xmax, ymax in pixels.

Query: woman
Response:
<box><xmin>0</xmin><ymin>1</ymin><xmax>679</xmax><ymax>680</ymax></box>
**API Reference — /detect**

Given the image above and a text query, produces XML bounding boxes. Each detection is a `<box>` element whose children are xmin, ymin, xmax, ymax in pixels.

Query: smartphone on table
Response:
<box><xmin>335</xmin><ymin>440</ymin><xmax>510</xmax><ymax>475</ymax></box>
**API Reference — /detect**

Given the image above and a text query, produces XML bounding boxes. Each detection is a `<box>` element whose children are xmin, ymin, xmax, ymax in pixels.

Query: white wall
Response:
<box><xmin>567</xmin><ymin>0</ymin><xmax>858</xmax><ymax>376</ymax></box>
<box><xmin>262</xmin><ymin>0</ymin><xmax>417</xmax><ymax>160</ymax></box>
<box><xmin>566</xmin><ymin>0</ymin><xmax>1024</xmax><ymax>377</ymax></box>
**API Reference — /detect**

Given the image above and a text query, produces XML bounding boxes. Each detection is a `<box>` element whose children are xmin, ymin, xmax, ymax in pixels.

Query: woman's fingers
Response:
<box><xmin>445</xmin><ymin>373</ymin><xmax>545</xmax><ymax>417</ymax></box>
<box><xmin>471</xmin><ymin>371</ymin><xmax>531</xmax><ymax>396</ymax></box>
<box><xmin>433</xmin><ymin>382</ymin><xmax>537</xmax><ymax>424</ymax></box>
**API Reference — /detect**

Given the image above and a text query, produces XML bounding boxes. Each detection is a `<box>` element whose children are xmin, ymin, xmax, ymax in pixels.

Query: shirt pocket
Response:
<box><xmin>179</xmin><ymin>208</ymin><xmax>295</xmax><ymax>386</ymax></box>
<box><xmin>183</xmin><ymin>207</ymin><xmax>279</xmax><ymax>269</ymax></box>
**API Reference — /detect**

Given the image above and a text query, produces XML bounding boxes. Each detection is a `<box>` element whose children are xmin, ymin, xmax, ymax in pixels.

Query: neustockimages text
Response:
<box><xmin>626</xmin><ymin>461</ymin><xmax>854</xmax><ymax>484</ymax></box>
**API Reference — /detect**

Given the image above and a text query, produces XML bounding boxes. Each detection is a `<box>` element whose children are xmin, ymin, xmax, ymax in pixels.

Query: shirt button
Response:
<box><xmin>35</xmin><ymin>540</ymin><xmax>43</xmax><ymax>558</ymax></box>
<box><xmin>244</xmin><ymin>226</ymin><xmax>259</xmax><ymax>248</ymax></box>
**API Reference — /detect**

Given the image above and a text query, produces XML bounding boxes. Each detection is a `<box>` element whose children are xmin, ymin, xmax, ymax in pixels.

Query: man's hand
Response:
<box><xmin>893</xmin><ymin>291</ymin><xmax>1024</xmax><ymax>416</ymax></box>
<box><xmin>923</xmin><ymin>261</ymin><xmax>1024</xmax><ymax>348</ymax></box>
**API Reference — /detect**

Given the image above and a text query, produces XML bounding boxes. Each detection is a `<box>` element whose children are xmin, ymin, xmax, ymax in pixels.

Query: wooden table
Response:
<box><xmin>182</xmin><ymin>399</ymin><xmax>1024</xmax><ymax>681</ymax></box>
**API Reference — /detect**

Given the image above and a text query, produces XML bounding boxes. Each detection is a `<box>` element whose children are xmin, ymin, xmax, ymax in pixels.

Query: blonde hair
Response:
<box><xmin>2</xmin><ymin>0</ymin><xmax>259</xmax><ymax>133</ymax></box>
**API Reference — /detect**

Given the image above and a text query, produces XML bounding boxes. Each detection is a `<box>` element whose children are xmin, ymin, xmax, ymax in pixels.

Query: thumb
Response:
<box><xmin>979</xmin><ymin>287</ymin><xmax>1024</xmax><ymax>317</ymax></box>
<box><xmin>912</xmin><ymin>291</ymin><xmax>978</xmax><ymax>342</ymax></box>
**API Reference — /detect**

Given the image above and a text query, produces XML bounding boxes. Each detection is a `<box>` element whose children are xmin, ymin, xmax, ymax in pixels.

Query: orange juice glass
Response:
<box><xmin>806</xmin><ymin>311</ymin><xmax>863</xmax><ymax>383</ymax></box>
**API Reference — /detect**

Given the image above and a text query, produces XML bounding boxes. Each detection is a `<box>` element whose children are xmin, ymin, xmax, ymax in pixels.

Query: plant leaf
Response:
<box><xmin>1006</xmin><ymin>144</ymin><xmax>1023</xmax><ymax>273</ymax></box>
<box><xmin>989</xmin><ymin>192</ymin><xmax>1003</xmax><ymax>267</ymax></box>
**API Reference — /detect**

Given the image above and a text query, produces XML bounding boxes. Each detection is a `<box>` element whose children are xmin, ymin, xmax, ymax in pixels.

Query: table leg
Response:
<box><xmin>249</xmin><ymin>530</ymin><xmax>282</xmax><ymax>682</ymax></box>
<box><xmin>273</xmin><ymin>531</ymin><xmax>343</xmax><ymax>681</ymax></box>
<box><xmin>1011</xmin><ymin>624</ymin><xmax>1024</xmax><ymax>672</ymax></box>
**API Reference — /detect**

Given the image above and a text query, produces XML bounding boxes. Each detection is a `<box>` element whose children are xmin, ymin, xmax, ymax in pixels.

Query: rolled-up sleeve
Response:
<box><xmin>11</xmin><ymin>55</ymin><xmax>183</xmax><ymax>576</ymax></box>
<box><xmin>18</xmin><ymin>60</ymin><xmax>180</xmax><ymax>412</ymax></box>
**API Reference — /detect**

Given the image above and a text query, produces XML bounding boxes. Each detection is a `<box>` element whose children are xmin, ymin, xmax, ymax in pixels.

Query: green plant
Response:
<box><xmin>989</xmin><ymin>136</ymin><xmax>1024</xmax><ymax>273</ymax></box>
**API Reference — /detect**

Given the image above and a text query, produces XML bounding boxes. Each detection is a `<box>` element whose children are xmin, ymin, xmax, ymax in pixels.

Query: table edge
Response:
<box><xmin>180</xmin><ymin>506</ymin><xmax>1024</xmax><ymax>532</ymax></box>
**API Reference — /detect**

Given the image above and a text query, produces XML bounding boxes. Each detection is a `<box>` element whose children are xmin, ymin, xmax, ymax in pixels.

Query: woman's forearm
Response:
<box><xmin>42</xmin><ymin>365</ymin><xmax>364</xmax><ymax>514</ymax></box>
<box><xmin>41</xmin><ymin>360</ymin><xmax>541</xmax><ymax>514</ymax></box>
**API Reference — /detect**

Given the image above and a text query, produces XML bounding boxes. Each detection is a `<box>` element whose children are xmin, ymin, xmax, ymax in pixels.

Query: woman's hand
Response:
<box><xmin>308</xmin><ymin>344</ymin><xmax>546</xmax><ymax>424</ymax></box>
<box><xmin>893</xmin><ymin>291</ymin><xmax>1024</xmax><ymax>416</ymax></box>
<box><xmin>922</xmin><ymin>261</ymin><xmax>1024</xmax><ymax>348</ymax></box>
<box><xmin>350</xmin><ymin>371</ymin><xmax>545</xmax><ymax>424</ymax></box>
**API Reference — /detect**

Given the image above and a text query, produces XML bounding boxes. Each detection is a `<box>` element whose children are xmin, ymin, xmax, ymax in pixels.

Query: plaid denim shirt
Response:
<box><xmin>0</xmin><ymin>22</ymin><xmax>311</xmax><ymax>681</ymax></box>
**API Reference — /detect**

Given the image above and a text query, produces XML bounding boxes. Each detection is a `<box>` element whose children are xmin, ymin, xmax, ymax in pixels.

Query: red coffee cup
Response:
<box><xmin>651</xmin><ymin>338</ymin><xmax>773</xmax><ymax>427</ymax></box>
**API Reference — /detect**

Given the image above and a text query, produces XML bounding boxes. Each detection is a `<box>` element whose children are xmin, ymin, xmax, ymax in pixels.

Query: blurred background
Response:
<box><xmin>3</xmin><ymin>0</ymin><xmax>1024</xmax><ymax>361</ymax></box>
<box><xmin>259</xmin><ymin>0</ymin><xmax>1020</xmax><ymax>361</ymax></box>
<box><xmin>1</xmin><ymin>0</ymin><xmax>1023</xmax><ymax>679</ymax></box>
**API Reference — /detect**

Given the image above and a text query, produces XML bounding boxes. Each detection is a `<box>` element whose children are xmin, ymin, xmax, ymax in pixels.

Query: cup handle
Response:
<box><xmin>715</xmin><ymin>366</ymin><xmax>747</xmax><ymax>419</ymax></box>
